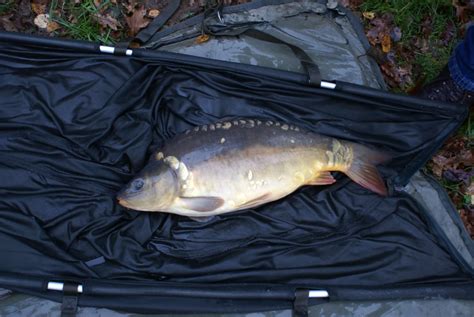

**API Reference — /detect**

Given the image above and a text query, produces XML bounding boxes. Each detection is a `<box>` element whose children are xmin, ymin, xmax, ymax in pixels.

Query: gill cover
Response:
<box><xmin>117</xmin><ymin>160</ymin><xmax>178</xmax><ymax>211</ymax></box>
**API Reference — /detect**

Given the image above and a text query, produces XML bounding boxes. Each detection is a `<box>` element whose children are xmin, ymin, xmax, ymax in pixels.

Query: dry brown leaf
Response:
<box><xmin>431</xmin><ymin>154</ymin><xmax>454</xmax><ymax>177</ymax></box>
<box><xmin>338</xmin><ymin>0</ymin><xmax>363</xmax><ymax>9</ymax></box>
<box><xmin>125</xmin><ymin>5</ymin><xmax>151</xmax><ymax>37</ymax></box>
<box><xmin>363</xmin><ymin>11</ymin><xmax>375</xmax><ymax>20</ymax></box>
<box><xmin>381</xmin><ymin>33</ymin><xmax>391</xmax><ymax>53</ymax></box>
<box><xmin>453</xmin><ymin>0</ymin><xmax>474</xmax><ymax>23</ymax></box>
<box><xmin>147</xmin><ymin>9</ymin><xmax>160</xmax><ymax>18</ymax></box>
<box><xmin>47</xmin><ymin>20</ymin><xmax>60</xmax><ymax>32</ymax></box>
<box><xmin>31</xmin><ymin>4</ymin><xmax>46</xmax><ymax>15</ymax></box>
<box><xmin>195</xmin><ymin>34</ymin><xmax>210</xmax><ymax>44</ymax></box>
<box><xmin>0</xmin><ymin>14</ymin><xmax>18</xmax><ymax>32</ymax></box>
<box><xmin>95</xmin><ymin>13</ymin><xmax>121</xmax><ymax>31</ymax></box>
<box><xmin>31</xmin><ymin>0</ymin><xmax>48</xmax><ymax>15</ymax></box>
<box><xmin>441</xmin><ymin>20</ymin><xmax>456</xmax><ymax>45</ymax></box>
<box><xmin>366</xmin><ymin>17</ymin><xmax>391</xmax><ymax>45</ymax></box>
<box><xmin>380</xmin><ymin>62</ymin><xmax>413</xmax><ymax>89</ymax></box>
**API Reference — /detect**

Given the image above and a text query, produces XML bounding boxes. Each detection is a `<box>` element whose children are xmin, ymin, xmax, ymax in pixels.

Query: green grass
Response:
<box><xmin>360</xmin><ymin>0</ymin><xmax>460</xmax><ymax>85</ymax></box>
<box><xmin>440</xmin><ymin>177</ymin><xmax>472</xmax><ymax>205</ymax></box>
<box><xmin>414</xmin><ymin>45</ymin><xmax>453</xmax><ymax>83</ymax></box>
<box><xmin>0</xmin><ymin>0</ymin><xmax>14</xmax><ymax>15</ymax></box>
<box><xmin>49</xmin><ymin>0</ymin><xmax>116</xmax><ymax>44</ymax></box>
<box><xmin>360</xmin><ymin>0</ymin><xmax>456</xmax><ymax>42</ymax></box>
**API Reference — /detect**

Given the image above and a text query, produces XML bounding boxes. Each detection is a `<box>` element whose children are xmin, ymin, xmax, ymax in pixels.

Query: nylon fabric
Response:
<box><xmin>0</xmin><ymin>41</ymin><xmax>471</xmax><ymax>290</ymax></box>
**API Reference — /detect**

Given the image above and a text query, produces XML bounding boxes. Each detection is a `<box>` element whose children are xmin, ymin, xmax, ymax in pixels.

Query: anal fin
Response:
<box><xmin>307</xmin><ymin>171</ymin><xmax>336</xmax><ymax>185</ymax></box>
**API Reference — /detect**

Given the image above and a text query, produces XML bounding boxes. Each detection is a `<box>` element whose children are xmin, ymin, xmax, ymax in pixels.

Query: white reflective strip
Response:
<box><xmin>308</xmin><ymin>290</ymin><xmax>329</xmax><ymax>298</ymax></box>
<box><xmin>320</xmin><ymin>81</ymin><xmax>336</xmax><ymax>89</ymax></box>
<box><xmin>47</xmin><ymin>282</ymin><xmax>83</xmax><ymax>293</ymax></box>
<box><xmin>47</xmin><ymin>282</ymin><xmax>63</xmax><ymax>291</ymax></box>
<box><xmin>99</xmin><ymin>45</ymin><xmax>115</xmax><ymax>54</ymax></box>
<box><xmin>99</xmin><ymin>46</ymin><xmax>133</xmax><ymax>56</ymax></box>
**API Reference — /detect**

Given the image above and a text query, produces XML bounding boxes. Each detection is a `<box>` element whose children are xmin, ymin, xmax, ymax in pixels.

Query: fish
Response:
<box><xmin>117</xmin><ymin>119</ymin><xmax>389</xmax><ymax>219</ymax></box>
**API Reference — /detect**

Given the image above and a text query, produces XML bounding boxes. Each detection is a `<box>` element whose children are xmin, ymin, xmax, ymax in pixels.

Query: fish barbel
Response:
<box><xmin>117</xmin><ymin>119</ymin><xmax>388</xmax><ymax>218</ymax></box>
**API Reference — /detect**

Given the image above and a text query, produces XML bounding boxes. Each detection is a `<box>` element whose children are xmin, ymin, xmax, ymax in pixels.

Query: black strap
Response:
<box><xmin>60</xmin><ymin>282</ymin><xmax>80</xmax><ymax>317</ymax></box>
<box><xmin>205</xmin><ymin>24</ymin><xmax>321</xmax><ymax>86</ymax></box>
<box><xmin>242</xmin><ymin>29</ymin><xmax>321</xmax><ymax>86</ymax></box>
<box><xmin>113</xmin><ymin>47</ymin><xmax>128</xmax><ymax>56</ymax></box>
<box><xmin>135</xmin><ymin>0</ymin><xmax>182</xmax><ymax>44</ymax></box>
<box><xmin>293</xmin><ymin>289</ymin><xmax>310</xmax><ymax>317</ymax></box>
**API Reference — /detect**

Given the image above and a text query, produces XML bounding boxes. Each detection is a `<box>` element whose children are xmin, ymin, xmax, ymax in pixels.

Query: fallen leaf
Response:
<box><xmin>147</xmin><ymin>9</ymin><xmax>160</xmax><ymax>18</ymax></box>
<box><xmin>366</xmin><ymin>16</ymin><xmax>396</xmax><ymax>46</ymax></box>
<box><xmin>195</xmin><ymin>34</ymin><xmax>210</xmax><ymax>44</ymax></box>
<box><xmin>452</xmin><ymin>0</ymin><xmax>474</xmax><ymax>23</ymax></box>
<box><xmin>363</xmin><ymin>11</ymin><xmax>375</xmax><ymax>20</ymax></box>
<box><xmin>441</xmin><ymin>20</ymin><xmax>456</xmax><ymax>45</ymax></box>
<box><xmin>443</xmin><ymin>169</ymin><xmax>473</xmax><ymax>185</ymax></box>
<box><xmin>31</xmin><ymin>0</ymin><xmax>47</xmax><ymax>15</ymax></box>
<box><xmin>391</xmin><ymin>27</ymin><xmax>402</xmax><ymax>42</ymax></box>
<box><xmin>413</xmin><ymin>38</ymin><xmax>430</xmax><ymax>53</ymax></box>
<box><xmin>421</xmin><ymin>16</ymin><xmax>433</xmax><ymax>38</ymax></box>
<box><xmin>0</xmin><ymin>14</ymin><xmax>18</xmax><ymax>32</ymax></box>
<box><xmin>125</xmin><ymin>5</ymin><xmax>150</xmax><ymax>37</ymax></box>
<box><xmin>95</xmin><ymin>13</ymin><xmax>121</xmax><ymax>31</ymax></box>
<box><xmin>380</xmin><ymin>63</ymin><xmax>413</xmax><ymax>89</ymax></box>
<box><xmin>337</xmin><ymin>0</ymin><xmax>363</xmax><ymax>9</ymax></box>
<box><xmin>34</xmin><ymin>13</ymin><xmax>49</xmax><ymax>29</ymax></box>
<box><xmin>31</xmin><ymin>3</ymin><xmax>46</xmax><ymax>15</ymax></box>
<box><xmin>47</xmin><ymin>20</ymin><xmax>60</xmax><ymax>32</ymax></box>
<box><xmin>381</xmin><ymin>33</ymin><xmax>391</xmax><ymax>53</ymax></box>
<box><xmin>460</xmin><ymin>207</ymin><xmax>474</xmax><ymax>238</ymax></box>
<box><xmin>18</xmin><ymin>0</ymin><xmax>33</xmax><ymax>17</ymax></box>
<box><xmin>68</xmin><ymin>13</ymin><xmax>77</xmax><ymax>24</ymax></box>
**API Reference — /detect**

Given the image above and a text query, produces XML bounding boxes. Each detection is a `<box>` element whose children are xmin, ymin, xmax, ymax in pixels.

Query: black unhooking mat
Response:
<box><xmin>0</xmin><ymin>32</ymin><xmax>473</xmax><ymax>314</ymax></box>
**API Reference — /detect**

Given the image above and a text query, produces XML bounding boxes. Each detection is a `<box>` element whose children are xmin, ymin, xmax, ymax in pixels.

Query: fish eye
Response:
<box><xmin>132</xmin><ymin>179</ymin><xmax>144</xmax><ymax>191</ymax></box>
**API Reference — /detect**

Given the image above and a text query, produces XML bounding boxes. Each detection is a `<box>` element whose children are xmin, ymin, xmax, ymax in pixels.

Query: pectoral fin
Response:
<box><xmin>179</xmin><ymin>196</ymin><xmax>225</xmax><ymax>212</ymax></box>
<box><xmin>307</xmin><ymin>171</ymin><xmax>336</xmax><ymax>185</ymax></box>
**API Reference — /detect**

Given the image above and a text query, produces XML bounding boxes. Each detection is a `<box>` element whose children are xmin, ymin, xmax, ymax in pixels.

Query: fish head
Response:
<box><xmin>117</xmin><ymin>161</ymin><xmax>178</xmax><ymax>211</ymax></box>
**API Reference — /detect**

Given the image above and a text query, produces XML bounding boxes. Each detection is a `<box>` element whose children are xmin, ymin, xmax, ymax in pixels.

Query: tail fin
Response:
<box><xmin>344</xmin><ymin>144</ymin><xmax>390</xmax><ymax>196</ymax></box>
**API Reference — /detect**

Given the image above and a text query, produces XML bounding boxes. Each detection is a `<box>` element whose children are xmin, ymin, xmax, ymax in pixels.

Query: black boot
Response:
<box><xmin>418</xmin><ymin>66</ymin><xmax>473</xmax><ymax>107</ymax></box>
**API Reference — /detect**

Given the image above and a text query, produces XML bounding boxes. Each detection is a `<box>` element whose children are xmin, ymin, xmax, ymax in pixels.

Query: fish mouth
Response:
<box><xmin>117</xmin><ymin>197</ymin><xmax>129</xmax><ymax>208</ymax></box>
<box><xmin>116</xmin><ymin>192</ymin><xmax>131</xmax><ymax>208</ymax></box>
